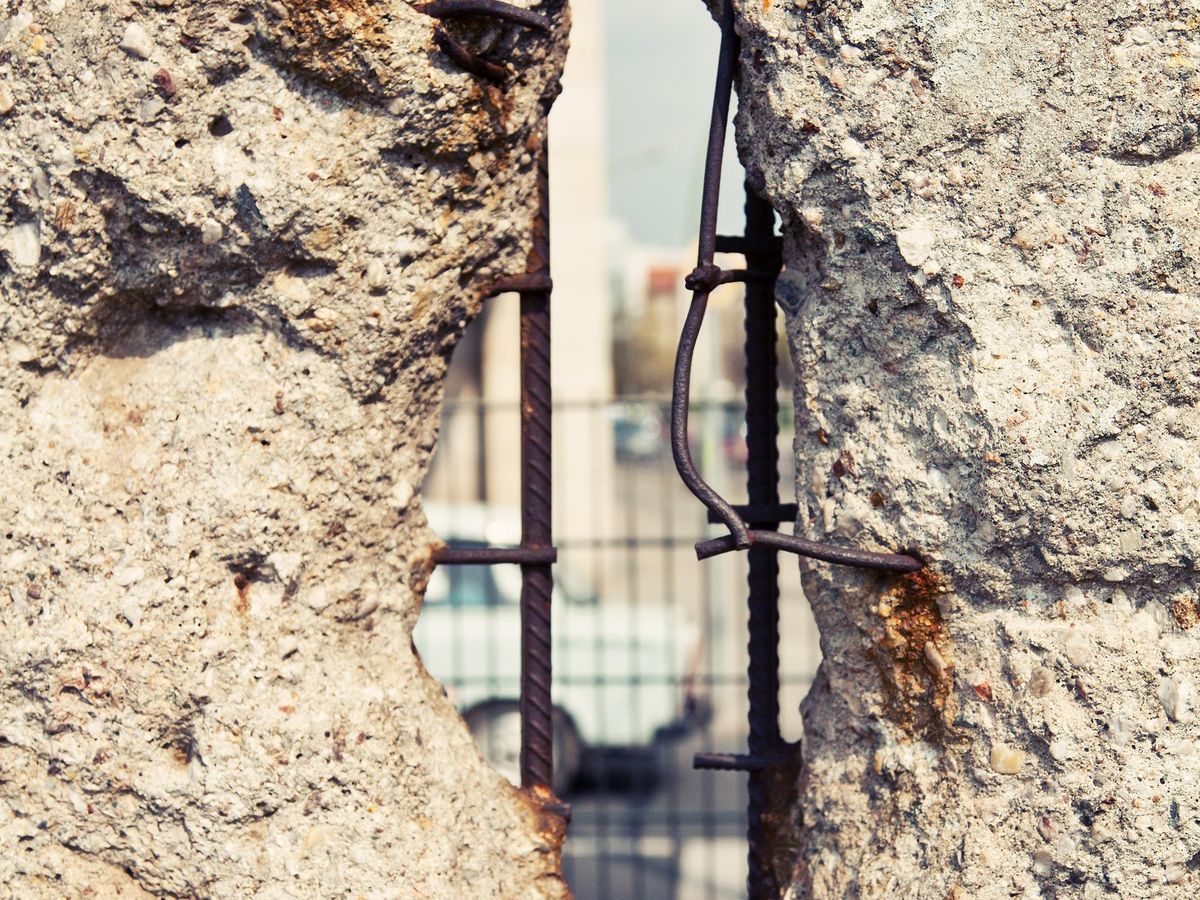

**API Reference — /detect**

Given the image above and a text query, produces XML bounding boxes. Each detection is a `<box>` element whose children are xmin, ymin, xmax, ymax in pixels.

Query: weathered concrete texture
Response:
<box><xmin>731</xmin><ymin>1</ymin><xmax>1200</xmax><ymax>896</ymax></box>
<box><xmin>0</xmin><ymin>1</ymin><xmax>567</xmax><ymax>896</ymax></box>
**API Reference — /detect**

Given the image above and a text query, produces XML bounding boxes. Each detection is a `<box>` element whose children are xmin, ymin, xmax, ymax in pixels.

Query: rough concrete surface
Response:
<box><xmin>0</xmin><ymin>1</ymin><xmax>567</xmax><ymax>896</ymax></box>
<box><xmin>730</xmin><ymin>0</ymin><xmax>1200</xmax><ymax>896</ymax></box>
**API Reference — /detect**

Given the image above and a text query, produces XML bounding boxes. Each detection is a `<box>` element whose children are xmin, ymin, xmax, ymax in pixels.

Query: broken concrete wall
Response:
<box><xmin>730</xmin><ymin>0</ymin><xmax>1200</xmax><ymax>896</ymax></box>
<box><xmin>0</xmin><ymin>1</ymin><xmax>567</xmax><ymax>896</ymax></box>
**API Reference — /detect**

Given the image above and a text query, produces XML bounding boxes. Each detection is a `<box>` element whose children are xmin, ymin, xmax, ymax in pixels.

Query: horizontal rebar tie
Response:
<box><xmin>433</xmin><ymin>546</ymin><xmax>558</xmax><ymax>566</ymax></box>
<box><xmin>693</xmin><ymin>752</ymin><xmax>785</xmax><ymax>772</ymax></box>
<box><xmin>489</xmin><ymin>272</ymin><xmax>553</xmax><ymax>295</ymax></box>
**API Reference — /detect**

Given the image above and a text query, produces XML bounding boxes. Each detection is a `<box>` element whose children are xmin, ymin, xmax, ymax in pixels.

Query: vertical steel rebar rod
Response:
<box><xmin>742</xmin><ymin>187</ymin><xmax>784</xmax><ymax>899</ymax></box>
<box><xmin>519</xmin><ymin>132</ymin><xmax>555</xmax><ymax>791</ymax></box>
<box><xmin>421</xmin><ymin>0</ymin><xmax>565</xmax><ymax>816</ymax></box>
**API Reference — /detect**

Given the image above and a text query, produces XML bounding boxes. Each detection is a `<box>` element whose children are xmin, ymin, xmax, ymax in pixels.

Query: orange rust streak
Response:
<box><xmin>872</xmin><ymin>568</ymin><xmax>956</xmax><ymax>743</ymax></box>
<box><xmin>518</xmin><ymin>785</ymin><xmax>570</xmax><ymax>890</ymax></box>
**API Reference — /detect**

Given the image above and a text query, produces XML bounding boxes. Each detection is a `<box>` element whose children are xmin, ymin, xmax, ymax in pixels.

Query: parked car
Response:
<box><xmin>413</xmin><ymin>504</ymin><xmax>705</xmax><ymax>795</ymax></box>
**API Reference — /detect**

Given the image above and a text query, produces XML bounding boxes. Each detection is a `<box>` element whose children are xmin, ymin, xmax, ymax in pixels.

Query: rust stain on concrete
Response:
<box><xmin>870</xmin><ymin>568</ymin><xmax>956</xmax><ymax>744</ymax></box>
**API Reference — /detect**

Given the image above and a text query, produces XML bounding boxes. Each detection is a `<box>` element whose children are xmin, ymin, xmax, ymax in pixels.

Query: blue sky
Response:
<box><xmin>603</xmin><ymin>0</ymin><xmax>746</xmax><ymax>247</ymax></box>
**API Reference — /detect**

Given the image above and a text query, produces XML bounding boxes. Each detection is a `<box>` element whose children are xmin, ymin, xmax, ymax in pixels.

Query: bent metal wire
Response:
<box><xmin>675</xmin><ymin>4</ymin><xmax>925</xmax><ymax>898</ymax></box>
<box><xmin>418</xmin><ymin>0</ymin><xmax>552</xmax><ymax>84</ymax></box>
<box><xmin>422</xmin><ymin>0</ymin><xmax>565</xmax><ymax>816</ymax></box>
<box><xmin>670</xmin><ymin>4</ymin><xmax>923</xmax><ymax>576</ymax></box>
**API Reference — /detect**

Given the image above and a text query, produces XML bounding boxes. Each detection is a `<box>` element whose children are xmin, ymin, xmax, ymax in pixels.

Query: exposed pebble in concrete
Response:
<box><xmin>896</xmin><ymin>220</ymin><xmax>936</xmax><ymax>266</ymax></box>
<box><xmin>923</xmin><ymin>641</ymin><xmax>948</xmax><ymax>678</ymax></box>
<box><xmin>1028</xmin><ymin>667</ymin><xmax>1054</xmax><ymax>698</ymax></box>
<box><xmin>1048</xmin><ymin>738</ymin><xmax>1072</xmax><ymax>762</ymax></box>
<box><xmin>118</xmin><ymin>22</ymin><xmax>154</xmax><ymax>60</ymax></box>
<box><xmin>366</xmin><ymin>259</ymin><xmax>390</xmax><ymax>292</ymax></box>
<box><xmin>9</xmin><ymin>223</ymin><xmax>40</xmax><ymax>268</ymax></box>
<box><xmin>1166</xmin><ymin>861</ymin><xmax>1188</xmax><ymax>885</ymax></box>
<box><xmin>200</xmin><ymin>219</ymin><xmax>223</xmax><ymax>246</ymax></box>
<box><xmin>1064</xmin><ymin>630</ymin><xmax>1091</xmax><ymax>666</ymax></box>
<box><xmin>990</xmin><ymin>744</ymin><xmax>1026</xmax><ymax>775</ymax></box>
<box><xmin>1159</xmin><ymin>677</ymin><xmax>1194</xmax><ymax>723</ymax></box>
<box><xmin>138</xmin><ymin>96</ymin><xmax>165</xmax><ymax>123</ymax></box>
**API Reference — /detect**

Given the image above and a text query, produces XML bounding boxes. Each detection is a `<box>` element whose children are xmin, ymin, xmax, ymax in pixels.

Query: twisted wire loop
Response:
<box><xmin>421</xmin><ymin>0</ymin><xmax>553</xmax><ymax>84</ymax></box>
<box><xmin>668</xmin><ymin>3</ymin><xmax>923</xmax><ymax>575</ymax></box>
<box><xmin>670</xmin><ymin>0</ymin><xmax>749</xmax><ymax>550</ymax></box>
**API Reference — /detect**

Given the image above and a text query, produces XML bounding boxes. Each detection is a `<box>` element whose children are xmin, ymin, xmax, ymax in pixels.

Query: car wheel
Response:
<box><xmin>464</xmin><ymin>702</ymin><xmax>582</xmax><ymax>798</ymax></box>
<box><xmin>552</xmin><ymin>707</ymin><xmax>583</xmax><ymax>798</ymax></box>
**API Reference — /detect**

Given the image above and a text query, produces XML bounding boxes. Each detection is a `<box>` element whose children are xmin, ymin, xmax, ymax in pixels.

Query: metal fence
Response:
<box><xmin>419</xmin><ymin>395</ymin><xmax>821</xmax><ymax>899</ymax></box>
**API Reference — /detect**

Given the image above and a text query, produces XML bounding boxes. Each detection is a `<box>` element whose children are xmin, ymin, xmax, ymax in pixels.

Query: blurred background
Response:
<box><xmin>417</xmin><ymin>2</ymin><xmax>822</xmax><ymax>897</ymax></box>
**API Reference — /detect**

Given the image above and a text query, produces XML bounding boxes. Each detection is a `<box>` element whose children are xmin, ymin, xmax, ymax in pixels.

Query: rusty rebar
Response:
<box><xmin>432</xmin><ymin>27</ymin><xmax>507</xmax><ymax>82</ymax></box>
<box><xmin>418</xmin><ymin>0</ymin><xmax>552</xmax><ymax>33</ymax></box>
<box><xmin>696</xmin><ymin>530</ymin><xmax>924</xmax><ymax>572</ymax></box>
<box><xmin>489</xmin><ymin>272</ymin><xmax>554</xmax><ymax>295</ymax></box>
<box><xmin>693</xmin><ymin>752</ymin><xmax>777</xmax><ymax>772</ymax></box>
<box><xmin>670</xmin><ymin>0</ymin><xmax>748</xmax><ymax>549</ymax></box>
<box><xmin>423</xmin><ymin>0</ymin><xmax>551</xmax><ymax>84</ymax></box>
<box><xmin>433</xmin><ymin>146</ymin><xmax>558</xmax><ymax>797</ymax></box>
<box><xmin>679</xmin><ymin>8</ymin><xmax>929</xmax><ymax>899</ymax></box>
<box><xmin>436</xmin><ymin>141</ymin><xmax>557</xmax><ymax>795</ymax></box>
<box><xmin>427</xmin><ymin>41</ymin><xmax>560</xmax><ymax>798</ymax></box>
<box><xmin>518</xmin><ymin>131</ymin><xmax>555</xmax><ymax>793</ymax></box>
<box><xmin>433</xmin><ymin>545</ymin><xmax>557</xmax><ymax>565</ymax></box>
<box><xmin>742</xmin><ymin>185</ymin><xmax>784</xmax><ymax>900</ymax></box>
<box><xmin>668</xmin><ymin>3</ymin><xmax>922</xmax><ymax>575</ymax></box>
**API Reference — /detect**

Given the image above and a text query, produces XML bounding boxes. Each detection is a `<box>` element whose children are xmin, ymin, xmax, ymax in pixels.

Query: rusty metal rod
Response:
<box><xmin>418</xmin><ymin>0</ymin><xmax>552</xmax><ymax>32</ymax></box>
<box><xmin>678</xmin><ymin>9</ymin><xmax>926</xmax><ymax>894</ymax></box>
<box><xmin>518</xmin><ymin>131</ymin><xmax>555</xmax><ymax>793</ymax></box>
<box><xmin>489</xmin><ymin>272</ymin><xmax>554</xmax><ymax>295</ymax></box>
<box><xmin>742</xmin><ymin>185</ymin><xmax>783</xmax><ymax>900</ymax></box>
<box><xmin>670</xmin><ymin>0</ymin><xmax>749</xmax><ymax>549</ymax></box>
<box><xmin>668</xmin><ymin>2</ymin><xmax>923</xmax><ymax>575</ymax></box>
<box><xmin>684</xmin><ymin>264</ymin><xmax>776</xmax><ymax>292</ymax></box>
<box><xmin>694</xmin><ymin>752</ymin><xmax>776</xmax><ymax>772</ymax></box>
<box><xmin>432</xmin><ymin>27</ymin><xmax>507</xmax><ymax>82</ymax></box>
<box><xmin>434</xmin><ymin>546</ymin><xmax>558</xmax><ymax>565</ymax></box>
<box><xmin>696</xmin><ymin>530</ymin><xmax>923</xmax><ymax>572</ymax></box>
